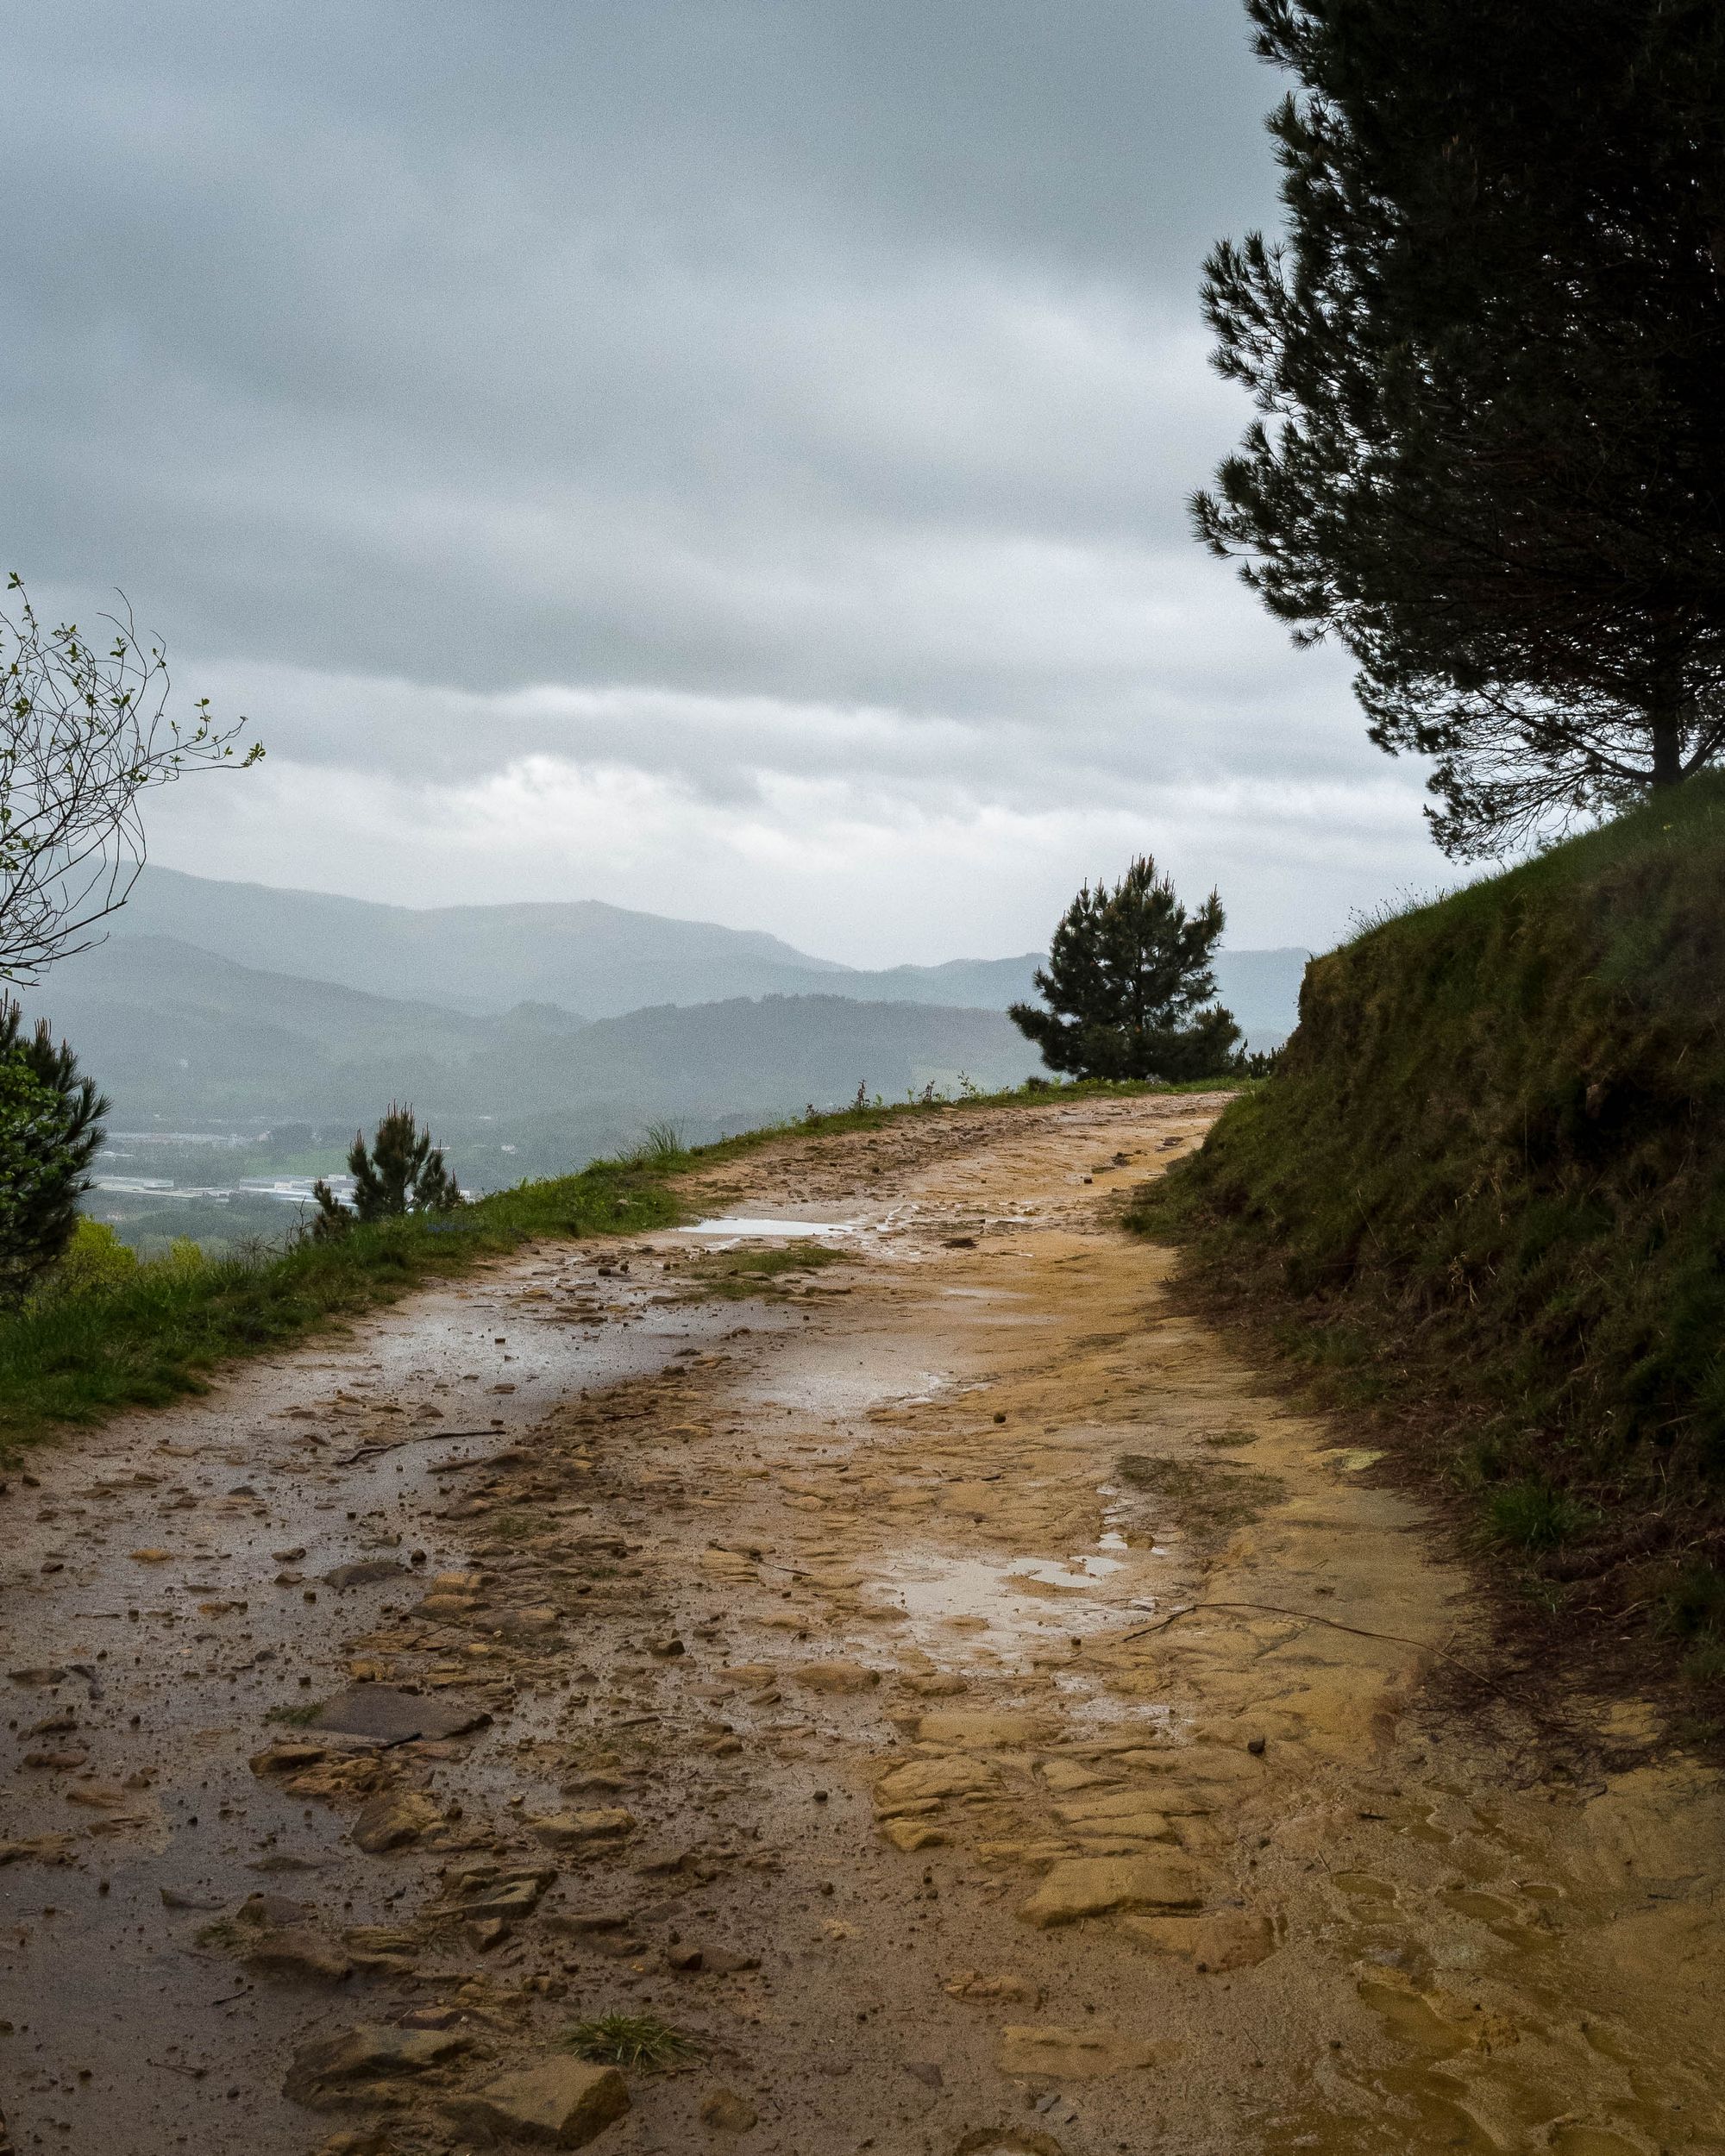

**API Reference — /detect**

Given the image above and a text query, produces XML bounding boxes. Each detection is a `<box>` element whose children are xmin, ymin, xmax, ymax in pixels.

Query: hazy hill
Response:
<box><xmin>19</xmin><ymin>936</ymin><xmax>1043</xmax><ymax>1133</ymax></box>
<box><xmin>110</xmin><ymin>867</ymin><xmax>1307</xmax><ymax>1042</ymax></box>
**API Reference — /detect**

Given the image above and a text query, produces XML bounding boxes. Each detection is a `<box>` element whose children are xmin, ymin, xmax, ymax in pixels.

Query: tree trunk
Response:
<box><xmin>1650</xmin><ymin>707</ymin><xmax>1684</xmax><ymax>788</ymax></box>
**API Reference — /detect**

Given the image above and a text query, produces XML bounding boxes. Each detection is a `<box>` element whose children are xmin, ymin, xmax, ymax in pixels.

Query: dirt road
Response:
<box><xmin>2</xmin><ymin>1095</ymin><xmax>1722</xmax><ymax>2156</ymax></box>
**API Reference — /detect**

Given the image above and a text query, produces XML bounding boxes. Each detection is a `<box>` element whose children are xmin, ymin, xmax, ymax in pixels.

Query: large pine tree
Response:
<box><xmin>1009</xmin><ymin>857</ymin><xmax>1241</xmax><ymax>1081</ymax></box>
<box><xmin>1195</xmin><ymin>0</ymin><xmax>1725</xmax><ymax>856</ymax></box>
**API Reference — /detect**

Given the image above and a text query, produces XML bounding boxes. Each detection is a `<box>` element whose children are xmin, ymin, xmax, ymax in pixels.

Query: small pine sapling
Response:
<box><xmin>312</xmin><ymin>1102</ymin><xmax>461</xmax><ymax>1238</ymax></box>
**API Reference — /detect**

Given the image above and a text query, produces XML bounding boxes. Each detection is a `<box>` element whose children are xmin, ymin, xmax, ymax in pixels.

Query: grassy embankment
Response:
<box><xmin>1131</xmin><ymin>777</ymin><xmax>1725</xmax><ymax>1689</ymax></box>
<box><xmin>0</xmin><ymin>1074</ymin><xmax>1210</xmax><ymax>1461</ymax></box>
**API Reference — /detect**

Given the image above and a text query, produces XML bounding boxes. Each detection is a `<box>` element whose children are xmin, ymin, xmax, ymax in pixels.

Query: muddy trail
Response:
<box><xmin>2</xmin><ymin>1095</ymin><xmax>1722</xmax><ymax>2156</ymax></box>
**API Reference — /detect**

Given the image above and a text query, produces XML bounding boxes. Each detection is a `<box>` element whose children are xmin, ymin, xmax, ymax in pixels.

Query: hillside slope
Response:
<box><xmin>1143</xmin><ymin>778</ymin><xmax>1725</xmax><ymax>1675</ymax></box>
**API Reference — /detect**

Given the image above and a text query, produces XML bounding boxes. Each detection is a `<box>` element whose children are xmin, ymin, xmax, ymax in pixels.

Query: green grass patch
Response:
<box><xmin>564</xmin><ymin>2012</ymin><xmax>697</xmax><ymax>2070</ymax></box>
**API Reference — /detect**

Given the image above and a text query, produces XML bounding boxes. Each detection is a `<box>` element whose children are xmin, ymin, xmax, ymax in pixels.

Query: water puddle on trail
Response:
<box><xmin>872</xmin><ymin>1543</ymin><xmax>1145</xmax><ymax>1663</ymax></box>
<box><xmin>678</xmin><ymin>1216</ymin><xmax>861</xmax><ymax>1239</ymax></box>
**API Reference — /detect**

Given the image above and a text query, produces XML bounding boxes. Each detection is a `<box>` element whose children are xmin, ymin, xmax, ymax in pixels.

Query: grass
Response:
<box><xmin>1132</xmin><ymin>774</ymin><xmax>1725</xmax><ymax>1689</ymax></box>
<box><xmin>0</xmin><ymin>1159</ymin><xmax>682</xmax><ymax>1462</ymax></box>
<box><xmin>564</xmin><ymin>2012</ymin><xmax>697</xmax><ymax>2070</ymax></box>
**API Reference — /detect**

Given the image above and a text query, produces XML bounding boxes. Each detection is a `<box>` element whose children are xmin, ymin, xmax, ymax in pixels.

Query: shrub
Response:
<box><xmin>0</xmin><ymin>1006</ymin><xmax>107</xmax><ymax>1300</ymax></box>
<box><xmin>312</xmin><ymin>1103</ymin><xmax>460</xmax><ymax>1238</ymax></box>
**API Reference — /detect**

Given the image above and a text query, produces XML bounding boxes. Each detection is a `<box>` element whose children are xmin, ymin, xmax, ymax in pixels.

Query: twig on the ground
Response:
<box><xmin>336</xmin><ymin>1429</ymin><xmax>497</xmax><ymax>1466</ymax></box>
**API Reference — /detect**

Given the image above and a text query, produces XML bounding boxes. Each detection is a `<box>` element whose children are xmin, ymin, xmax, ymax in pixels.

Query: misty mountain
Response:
<box><xmin>110</xmin><ymin>867</ymin><xmax>1308</xmax><ymax>1039</ymax></box>
<box><xmin>20</xmin><ymin>935</ymin><xmax>1044</xmax><ymax>1135</ymax></box>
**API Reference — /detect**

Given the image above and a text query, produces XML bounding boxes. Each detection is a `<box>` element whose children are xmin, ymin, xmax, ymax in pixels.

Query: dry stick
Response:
<box><xmin>336</xmin><ymin>1429</ymin><xmax>498</xmax><ymax>1466</ymax></box>
<box><xmin>1116</xmin><ymin>1599</ymin><xmax>1490</xmax><ymax>1683</ymax></box>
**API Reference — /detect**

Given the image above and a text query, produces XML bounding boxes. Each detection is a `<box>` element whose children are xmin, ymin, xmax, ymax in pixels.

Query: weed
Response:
<box><xmin>1654</xmin><ymin>1559</ymin><xmax>1725</xmax><ymax>1640</ymax></box>
<box><xmin>565</xmin><ymin>2013</ymin><xmax>697</xmax><ymax>2070</ymax></box>
<box><xmin>264</xmin><ymin>1701</ymin><xmax>324</xmax><ymax>1727</ymax></box>
<box><xmin>1484</xmin><ymin>1481</ymin><xmax>1594</xmax><ymax>1551</ymax></box>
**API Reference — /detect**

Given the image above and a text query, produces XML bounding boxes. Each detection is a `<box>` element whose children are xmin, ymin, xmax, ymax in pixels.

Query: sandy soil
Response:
<box><xmin>2</xmin><ymin>1094</ymin><xmax>1722</xmax><ymax>2156</ymax></box>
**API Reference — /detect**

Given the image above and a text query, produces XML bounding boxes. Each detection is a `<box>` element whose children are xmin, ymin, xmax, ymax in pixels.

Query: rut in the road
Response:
<box><xmin>2</xmin><ymin>1095</ymin><xmax>1722</xmax><ymax>2156</ymax></box>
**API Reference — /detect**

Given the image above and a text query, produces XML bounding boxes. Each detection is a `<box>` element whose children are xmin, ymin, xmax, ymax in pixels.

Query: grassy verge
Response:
<box><xmin>1129</xmin><ymin>778</ymin><xmax>1725</xmax><ymax>1707</ymax></box>
<box><xmin>0</xmin><ymin>1161</ymin><xmax>682</xmax><ymax>1460</ymax></box>
<box><xmin>0</xmin><ymin>1072</ymin><xmax>1233</xmax><ymax>1462</ymax></box>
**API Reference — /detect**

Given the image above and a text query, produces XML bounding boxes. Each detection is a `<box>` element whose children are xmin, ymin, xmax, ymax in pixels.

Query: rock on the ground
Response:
<box><xmin>283</xmin><ymin>2024</ymin><xmax>471</xmax><ymax>2107</ymax></box>
<box><xmin>699</xmin><ymin>2086</ymin><xmax>760</xmax><ymax>2134</ymax></box>
<box><xmin>310</xmin><ymin>1685</ymin><xmax>489</xmax><ymax>1743</ymax></box>
<box><xmin>1018</xmin><ymin>1853</ymin><xmax>1214</xmax><ymax>1927</ymax></box>
<box><xmin>443</xmin><ymin>2057</ymin><xmax>628</xmax><ymax>2147</ymax></box>
<box><xmin>793</xmin><ymin>1661</ymin><xmax>880</xmax><ymax>1694</ymax></box>
<box><xmin>1120</xmin><ymin>1908</ymin><xmax>1276</xmax><ymax>1970</ymax></box>
<box><xmin>239</xmin><ymin>1923</ymin><xmax>353</xmax><ymax>1984</ymax></box>
<box><xmin>352</xmin><ymin>1790</ymin><xmax>442</xmax><ymax>1853</ymax></box>
<box><xmin>529</xmin><ymin>1808</ymin><xmax>637</xmax><ymax>1848</ymax></box>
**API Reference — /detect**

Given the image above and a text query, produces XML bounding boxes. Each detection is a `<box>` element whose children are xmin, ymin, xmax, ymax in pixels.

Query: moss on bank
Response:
<box><xmin>1131</xmin><ymin>776</ymin><xmax>1725</xmax><ymax>1685</ymax></box>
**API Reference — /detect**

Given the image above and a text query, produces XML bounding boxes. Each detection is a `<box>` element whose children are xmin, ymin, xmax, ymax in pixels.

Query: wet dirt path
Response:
<box><xmin>2</xmin><ymin>1096</ymin><xmax>1722</xmax><ymax>2156</ymax></box>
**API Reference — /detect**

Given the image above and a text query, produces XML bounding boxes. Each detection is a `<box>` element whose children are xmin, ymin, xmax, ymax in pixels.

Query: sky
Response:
<box><xmin>0</xmin><ymin>0</ymin><xmax>1458</xmax><ymax>966</ymax></box>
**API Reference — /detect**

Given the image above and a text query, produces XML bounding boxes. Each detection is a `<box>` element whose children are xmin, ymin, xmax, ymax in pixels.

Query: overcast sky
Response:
<box><xmin>2</xmin><ymin>0</ymin><xmax>1456</xmax><ymax>965</ymax></box>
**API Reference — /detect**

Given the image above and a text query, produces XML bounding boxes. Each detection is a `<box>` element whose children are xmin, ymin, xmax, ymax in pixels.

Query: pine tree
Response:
<box><xmin>0</xmin><ymin>1002</ymin><xmax>108</xmax><ymax>1298</ymax></box>
<box><xmin>1195</xmin><ymin>0</ymin><xmax>1725</xmax><ymax>856</ymax></box>
<box><xmin>1009</xmin><ymin>857</ymin><xmax>1241</xmax><ymax>1081</ymax></box>
<box><xmin>312</xmin><ymin>1103</ymin><xmax>461</xmax><ymax>1238</ymax></box>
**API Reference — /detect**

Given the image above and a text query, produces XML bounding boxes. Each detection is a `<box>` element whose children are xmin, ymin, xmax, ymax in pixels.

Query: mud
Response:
<box><xmin>1</xmin><ymin>1094</ymin><xmax>1721</xmax><ymax>2155</ymax></box>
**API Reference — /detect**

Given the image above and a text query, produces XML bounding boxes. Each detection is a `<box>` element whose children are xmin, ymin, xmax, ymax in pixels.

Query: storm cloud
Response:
<box><xmin>1</xmin><ymin>0</ymin><xmax>1453</xmax><ymax>962</ymax></box>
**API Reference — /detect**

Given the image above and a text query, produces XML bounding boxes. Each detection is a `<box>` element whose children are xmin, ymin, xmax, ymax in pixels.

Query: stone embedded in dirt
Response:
<box><xmin>1052</xmin><ymin>1791</ymin><xmax>1174</xmax><ymax>1840</ymax></box>
<box><xmin>323</xmin><ymin>1560</ymin><xmax>408</xmax><ymax>1590</ymax></box>
<box><xmin>1120</xmin><ymin>1908</ymin><xmax>1276</xmax><ymax>1971</ymax></box>
<box><xmin>996</xmin><ymin>2023</ymin><xmax>1171</xmax><ymax>2078</ymax></box>
<box><xmin>310</xmin><ymin>1685</ymin><xmax>491</xmax><ymax>1743</ymax></box>
<box><xmin>128</xmin><ymin>1548</ymin><xmax>173</xmax><ymax>1564</ymax></box>
<box><xmin>311</xmin><ymin>2132</ymin><xmax>394</xmax><ymax>2156</ymax></box>
<box><xmin>1038</xmin><ymin>1759</ymin><xmax>1120</xmax><ymax>1794</ymax></box>
<box><xmin>903</xmin><ymin>2060</ymin><xmax>944</xmax><ymax>2089</ymax></box>
<box><xmin>915</xmin><ymin>1710</ymin><xmax>1053</xmax><ymax>1748</ymax></box>
<box><xmin>160</xmin><ymin>1885</ymin><xmax>226</xmax><ymax>1911</ymax></box>
<box><xmin>648</xmin><ymin>1633</ymin><xmax>686</xmax><ymax>1657</ymax></box>
<box><xmin>530</xmin><ymin>1808</ymin><xmax>637</xmax><ymax>1849</ymax></box>
<box><xmin>881</xmin><ymin>1820</ymin><xmax>948</xmax><ymax>1852</ymax></box>
<box><xmin>543</xmin><ymin>1908</ymin><xmax>635</xmax><ymax>1934</ymax></box>
<box><xmin>443</xmin><ymin>2057</ymin><xmax>629</xmax><ymax>2147</ymax></box>
<box><xmin>8</xmin><ymin>1667</ymin><xmax>68</xmax><ymax>1687</ymax></box>
<box><xmin>793</xmin><ymin>1661</ymin><xmax>880</xmax><ymax>1694</ymax></box>
<box><xmin>699</xmin><ymin>2085</ymin><xmax>759</xmax><ymax>2133</ymax></box>
<box><xmin>282</xmin><ymin>2023</ymin><xmax>472</xmax><ymax>2106</ymax></box>
<box><xmin>0</xmin><ymin>1833</ymin><xmax>75</xmax><ymax>1865</ymax></box>
<box><xmin>1018</xmin><ymin>1854</ymin><xmax>1214</xmax><ymax>1927</ymax></box>
<box><xmin>351</xmin><ymin>1790</ymin><xmax>442</xmax><ymax>1853</ymax></box>
<box><xmin>900</xmin><ymin>1674</ymin><xmax>969</xmax><ymax>1698</ymax></box>
<box><xmin>874</xmin><ymin>1757</ymin><xmax>996</xmax><ymax>1813</ymax></box>
<box><xmin>942</xmin><ymin>1971</ymin><xmax>1044</xmax><ymax>2005</ymax></box>
<box><xmin>240</xmin><ymin>1924</ymin><xmax>354</xmax><ymax>1984</ymax></box>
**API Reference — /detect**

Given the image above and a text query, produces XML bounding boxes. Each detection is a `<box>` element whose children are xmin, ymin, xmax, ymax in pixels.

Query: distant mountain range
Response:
<box><xmin>110</xmin><ymin>867</ymin><xmax>1308</xmax><ymax>1038</ymax></box>
<box><xmin>17</xmin><ymin>868</ymin><xmax>1309</xmax><ymax>1181</ymax></box>
<box><xmin>23</xmin><ymin>935</ymin><xmax>1047</xmax><ymax>1133</ymax></box>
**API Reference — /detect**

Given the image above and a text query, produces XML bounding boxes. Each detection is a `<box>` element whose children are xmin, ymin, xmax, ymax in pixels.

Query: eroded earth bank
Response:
<box><xmin>1</xmin><ymin>1096</ymin><xmax>1722</xmax><ymax>2156</ymax></box>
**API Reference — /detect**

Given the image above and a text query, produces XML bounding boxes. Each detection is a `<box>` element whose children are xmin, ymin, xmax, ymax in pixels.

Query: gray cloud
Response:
<box><xmin>1</xmin><ymin>0</ymin><xmax>1453</xmax><ymax>963</ymax></box>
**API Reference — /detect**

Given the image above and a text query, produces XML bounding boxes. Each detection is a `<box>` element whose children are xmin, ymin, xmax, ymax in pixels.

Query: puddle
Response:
<box><xmin>870</xmin><ymin>1545</ymin><xmax>1146</xmax><ymax>1661</ymax></box>
<box><xmin>679</xmin><ymin>1217</ymin><xmax>859</xmax><ymax>1239</ymax></box>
